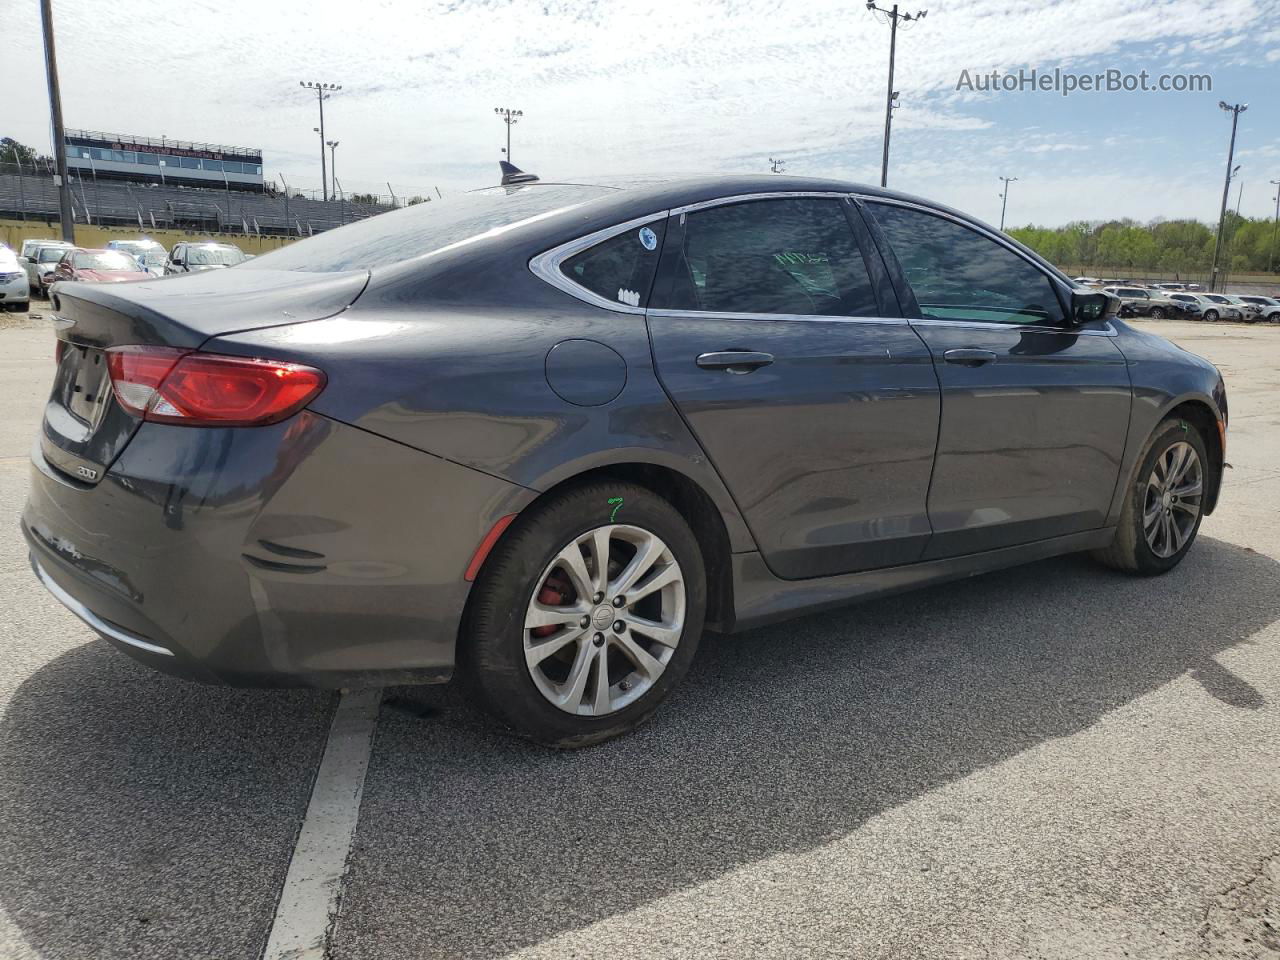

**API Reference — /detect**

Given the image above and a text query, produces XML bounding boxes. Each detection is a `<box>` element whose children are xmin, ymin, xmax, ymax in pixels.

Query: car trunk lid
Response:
<box><xmin>42</xmin><ymin>268</ymin><xmax>368</xmax><ymax>484</ymax></box>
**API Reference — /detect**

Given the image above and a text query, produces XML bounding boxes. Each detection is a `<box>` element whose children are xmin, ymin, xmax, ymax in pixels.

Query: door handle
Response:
<box><xmin>943</xmin><ymin>348</ymin><xmax>998</xmax><ymax>366</ymax></box>
<box><xmin>696</xmin><ymin>351</ymin><xmax>775</xmax><ymax>373</ymax></box>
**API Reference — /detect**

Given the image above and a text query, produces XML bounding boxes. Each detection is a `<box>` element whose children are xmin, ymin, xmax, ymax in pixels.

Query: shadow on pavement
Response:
<box><xmin>0</xmin><ymin>641</ymin><xmax>333</xmax><ymax>960</ymax></box>
<box><xmin>331</xmin><ymin>536</ymin><xmax>1280</xmax><ymax>960</ymax></box>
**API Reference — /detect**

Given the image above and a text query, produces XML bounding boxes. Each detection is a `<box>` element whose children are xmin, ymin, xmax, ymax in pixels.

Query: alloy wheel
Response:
<box><xmin>523</xmin><ymin>524</ymin><xmax>686</xmax><ymax>716</ymax></box>
<box><xmin>1143</xmin><ymin>440</ymin><xmax>1202</xmax><ymax>559</ymax></box>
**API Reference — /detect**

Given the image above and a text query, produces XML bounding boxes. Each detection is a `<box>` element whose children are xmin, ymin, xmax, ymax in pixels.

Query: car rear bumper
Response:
<box><xmin>23</xmin><ymin>411</ymin><xmax>534</xmax><ymax>688</ymax></box>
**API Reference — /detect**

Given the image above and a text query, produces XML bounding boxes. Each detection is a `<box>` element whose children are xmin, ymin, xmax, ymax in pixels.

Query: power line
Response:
<box><xmin>867</xmin><ymin>2</ymin><xmax>927</xmax><ymax>189</ymax></box>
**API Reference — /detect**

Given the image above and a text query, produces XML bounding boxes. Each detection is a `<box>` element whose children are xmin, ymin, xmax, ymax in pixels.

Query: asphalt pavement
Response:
<box><xmin>1</xmin><ymin>310</ymin><xmax>1277</xmax><ymax>959</ymax></box>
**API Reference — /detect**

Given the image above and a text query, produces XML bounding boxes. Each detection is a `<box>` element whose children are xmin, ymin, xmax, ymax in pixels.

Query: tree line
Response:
<box><xmin>1007</xmin><ymin>214</ymin><xmax>1280</xmax><ymax>277</ymax></box>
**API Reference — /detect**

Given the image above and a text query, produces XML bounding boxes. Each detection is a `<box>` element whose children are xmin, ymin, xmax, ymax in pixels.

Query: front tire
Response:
<box><xmin>1149</xmin><ymin>307</ymin><xmax>1165</xmax><ymax>319</ymax></box>
<box><xmin>1203</xmin><ymin>309</ymin><xmax>1219</xmax><ymax>323</ymax></box>
<box><xmin>1092</xmin><ymin>418</ymin><xmax>1209</xmax><ymax>575</ymax></box>
<box><xmin>463</xmin><ymin>481</ymin><xmax>706</xmax><ymax>747</ymax></box>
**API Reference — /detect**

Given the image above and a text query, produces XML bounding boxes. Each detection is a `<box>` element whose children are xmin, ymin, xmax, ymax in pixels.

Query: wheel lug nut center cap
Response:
<box><xmin>591</xmin><ymin>605</ymin><xmax>614</xmax><ymax>630</ymax></box>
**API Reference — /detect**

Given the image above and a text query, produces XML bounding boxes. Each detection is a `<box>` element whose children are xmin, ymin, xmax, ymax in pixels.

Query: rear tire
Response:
<box><xmin>463</xmin><ymin>481</ymin><xmax>706</xmax><ymax>748</ymax></box>
<box><xmin>1092</xmin><ymin>418</ymin><xmax>1209</xmax><ymax>575</ymax></box>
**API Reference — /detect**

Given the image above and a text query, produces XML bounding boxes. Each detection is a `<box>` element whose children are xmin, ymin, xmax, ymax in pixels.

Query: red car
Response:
<box><xmin>51</xmin><ymin>248</ymin><xmax>151</xmax><ymax>286</ymax></box>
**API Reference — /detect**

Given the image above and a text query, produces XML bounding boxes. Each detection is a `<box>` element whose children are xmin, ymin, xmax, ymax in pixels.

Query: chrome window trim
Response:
<box><xmin>908</xmin><ymin>317</ymin><xmax>1118</xmax><ymax>337</ymax></box>
<box><xmin>529</xmin><ymin>210</ymin><xmax>670</xmax><ymax>316</ymax></box>
<box><xmin>856</xmin><ymin>194</ymin><xmax>1118</xmax><ymax>337</ymax></box>
<box><xmin>648</xmin><ymin>307</ymin><xmax>907</xmax><ymax>326</ymax></box>
<box><xmin>669</xmin><ymin>191</ymin><xmax>855</xmax><ymax>217</ymax></box>
<box><xmin>32</xmin><ymin>559</ymin><xmax>175</xmax><ymax>656</ymax></box>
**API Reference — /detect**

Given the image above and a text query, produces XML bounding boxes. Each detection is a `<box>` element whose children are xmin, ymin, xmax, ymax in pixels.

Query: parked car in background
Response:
<box><xmin>23</xmin><ymin>241</ymin><xmax>75</xmax><ymax>298</ymax></box>
<box><xmin>1198</xmin><ymin>294</ymin><xmax>1246</xmax><ymax>322</ymax></box>
<box><xmin>1235</xmin><ymin>295</ymin><xmax>1280</xmax><ymax>321</ymax></box>
<box><xmin>1152</xmin><ymin>282</ymin><xmax>1186</xmax><ymax>292</ymax></box>
<box><xmin>106</xmin><ymin>240</ymin><xmax>168</xmax><ymax>279</ymax></box>
<box><xmin>49</xmin><ymin>249</ymin><xmax>151</xmax><ymax>287</ymax></box>
<box><xmin>20</xmin><ymin>238</ymin><xmax>69</xmax><ymax>261</ymax></box>
<box><xmin>22</xmin><ymin>170</ymin><xmax>1229</xmax><ymax>747</ymax></box>
<box><xmin>1101</xmin><ymin>285</ymin><xmax>1182</xmax><ymax>319</ymax></box>
<box><xmin>1219</xmin><ymin>295</ymin><xmax>1264</xmax><ymax>321</ymax></box>
<box><xmin>1072</xmin><ymin>276</ymin><xmax>1101</xmax><ymax>285</ymax></box>
<box><xmin>1166</xmin><ymin>293</ymin><xmax>1205</xmax><ymax>319</ymax></box>
<box><xmin>165</xmin><ymin>242</ymin><xmax>246</xmax><ymax>275</ymax></box>
<box><xmin>0</xmin><ymin>248</ymin><xmax>31</xmax><ymax>311</ymax></box>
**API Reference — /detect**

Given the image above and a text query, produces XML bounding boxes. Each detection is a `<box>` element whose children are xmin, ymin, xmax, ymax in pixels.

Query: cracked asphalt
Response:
<box><xmin>0</xmin><ymin>311</ymin><xmax>1277</xmax><ymax>959</ymax></box>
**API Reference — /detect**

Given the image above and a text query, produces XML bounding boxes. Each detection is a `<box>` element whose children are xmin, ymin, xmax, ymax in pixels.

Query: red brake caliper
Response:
<box><xmin>532</xmin><ymin>573</ymin><xmax>572</xmax><ymax>638</ymax></box>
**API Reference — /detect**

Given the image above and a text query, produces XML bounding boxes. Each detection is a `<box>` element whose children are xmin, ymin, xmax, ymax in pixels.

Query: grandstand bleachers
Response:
<box><xmin>0</xmin><ymin>173</ymin><xmax>396</xmax><ymax>236</ymax></box>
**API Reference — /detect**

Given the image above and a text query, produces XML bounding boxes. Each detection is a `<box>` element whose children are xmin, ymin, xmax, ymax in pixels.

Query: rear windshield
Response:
<box><xmin>73</xmin><ymin>252</ymin><xmax>138</xmax><ymax>271</ymax></box>
<box><xmin>243</xmin><ymin>183</ymin><xmax>616</xmax><ymax>273</ymax></box>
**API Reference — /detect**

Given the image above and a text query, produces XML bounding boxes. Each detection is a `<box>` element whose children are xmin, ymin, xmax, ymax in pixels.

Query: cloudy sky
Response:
<box><xmin>8</xmin><ymin>0</ymin><xmax>1280</xmax><ymax>228</ymax></box>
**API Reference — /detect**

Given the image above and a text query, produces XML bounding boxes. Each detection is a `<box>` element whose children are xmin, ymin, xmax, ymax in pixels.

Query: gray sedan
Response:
<box><xmin>24</xmin><ymin>170</ymin><xmax>1228</xmax><ymax>747</ymax></box>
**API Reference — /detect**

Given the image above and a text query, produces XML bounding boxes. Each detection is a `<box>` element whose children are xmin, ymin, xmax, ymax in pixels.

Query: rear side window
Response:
<box><xmin>653</xmin><ymin>197</ymin><xmax>878</xmax><ymax>316</ymax></box>
<box><xmin>560</xmin><ymin>220</ymin><xmax>666</xmax><ymax>307</ymax></box>
<box><xmin>869</xmin><ymin>202</ymin><xmax>1065</xmax><ymax>326</ymax></box>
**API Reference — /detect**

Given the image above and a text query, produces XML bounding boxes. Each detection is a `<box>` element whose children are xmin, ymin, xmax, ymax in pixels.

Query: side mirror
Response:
<box><xmin>26</xmin><ymin>256</ymin><xmax>36</xmax><ymax>264</ymax></box>
<box><xmin>1070</xmin><ymin>290</ymin><xmax>1115</xmax><ymax>326</ymax></box>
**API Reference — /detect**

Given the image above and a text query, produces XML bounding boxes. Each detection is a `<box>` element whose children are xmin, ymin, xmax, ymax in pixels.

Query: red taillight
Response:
<box><xmin>106</xmin><ymin>345</ymin><xmax>326</xmax><ymax>427</ymax></box>
<box><xmin>55</xmin><ymin>339</ymin><xmax>66</xmax><ymax>364</ymax></box>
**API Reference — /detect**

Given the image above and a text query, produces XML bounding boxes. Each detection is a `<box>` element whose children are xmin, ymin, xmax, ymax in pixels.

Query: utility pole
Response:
<box><xmin>1209</xmin><ymin>101</ymin><xmax>1246</xmax><ymax>292</ymax></box>
<box><xmin>998</xmin><ymin>176</ymin><xmax>1018</xmax><ymax>231</ymax></box>
<box><xmin>867</xmin><ymin>2</ymin><xmax>926</xmax><ymax>188</ymax></box>
<box><xmin>300</xmin><ymin>80</ymin><xmax>340</xmax><ymax>200</ymax></box>
<box><xmin>494</xmin><ymin>107</ymin><xmax>523</xmax><ymax>162</ymax></box>
<box><xmin>769</xmin><ymin>158</ymin><xmax>786</xmax><ymax>174</ymax></box>
<box><xmin>1269</xmin><ymin>178</ymin><xmax>1279</xmax><ymax>274</ymax></box>
<box><xmin>40</xmin><ymin>0</ymin><xmax>75</xmax><ymax>242</ymax></box>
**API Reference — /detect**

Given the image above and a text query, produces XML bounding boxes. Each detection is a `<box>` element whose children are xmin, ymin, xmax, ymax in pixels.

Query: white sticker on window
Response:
<box><xmin>617</xmin><ymin>287</ymin><xmax>640</xmax><ymax>306</ymax></box>
<box><xmin>638</xmin><ymin>226</ymin><xmax>658</xmax><ymax>251</ymax></box>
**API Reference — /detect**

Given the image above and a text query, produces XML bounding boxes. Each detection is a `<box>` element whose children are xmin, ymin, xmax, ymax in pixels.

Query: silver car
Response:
<box><xmin>1198</xmin><ymin>294</ymin><xmax>1245</xmax><ymax>322</ymax></box>
<box><xmin>0</xmin><ymin>250</ymin><xmax>30</xmax><ymax>310</ymax></box>
<box><xmin>1235</xmin><ymin>295</ymin><xmax>1280</xmax><ymax>322</ymax></box>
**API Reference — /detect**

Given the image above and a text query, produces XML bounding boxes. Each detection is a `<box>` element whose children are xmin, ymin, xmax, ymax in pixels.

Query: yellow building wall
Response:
<box><xmin>1</xmin><ymin>219</ymin><xmax>298</xmax><ymax>256</ymax></box>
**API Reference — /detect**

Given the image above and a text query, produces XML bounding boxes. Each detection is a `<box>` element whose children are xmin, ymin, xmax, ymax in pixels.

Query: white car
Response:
<box><xmin>0</xmin><ymin>250</ymin><xmax>30</xmax><ymax>310</ymax></box>
<box><xmin>21</xmin><ymin>241</ymin><xmax>74</xmax><ymax>298</ymax></box>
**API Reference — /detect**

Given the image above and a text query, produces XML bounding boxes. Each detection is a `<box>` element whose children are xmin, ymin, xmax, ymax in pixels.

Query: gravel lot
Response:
<box><xmin>0</xmin><ymin>309</ymin><xmax>1277</xmax><ymax>960</ymax></box>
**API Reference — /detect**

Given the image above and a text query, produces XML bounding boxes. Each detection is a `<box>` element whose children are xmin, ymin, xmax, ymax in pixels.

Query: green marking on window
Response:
<box><xmin>607</xmin><ymin>497</ymin><xmax>624</xmax><ymax>522</ymax></box>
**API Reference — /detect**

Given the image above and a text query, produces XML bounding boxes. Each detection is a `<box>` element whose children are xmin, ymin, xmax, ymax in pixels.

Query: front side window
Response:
<box><xmin>560</xmin><ymin>220</ymin><xmax>666</xmax><ymax>308</ymax></box>
<box><xmin>869</xmin><ymin>202</ymin><xmax>1065</xmax><ymax>326</ymax></box>
<box><xmin>654</xmin><ymin>197</ymin><xmax>878</xmax><ymax>316</ymax></box>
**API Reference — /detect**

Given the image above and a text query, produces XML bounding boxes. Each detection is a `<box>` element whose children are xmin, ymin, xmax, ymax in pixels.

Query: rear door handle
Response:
<box><xmin>943</xmin><ymin>348</ymin><xmax>998</xmax><ymax>366</ymax></box>
<box><xmin>696</xmin><ymin>351</ymin><xmax>775</xmax><ymax>373</ymax></box>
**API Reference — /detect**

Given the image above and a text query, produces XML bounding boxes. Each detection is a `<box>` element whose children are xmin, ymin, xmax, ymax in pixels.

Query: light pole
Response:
<box><xmin>1209</xmin><ymin>101</ymin><xmax>1246</xmax><ymax>292</ymax></box>
<box><xmin>300</xmin><ymin>80</ymin><xmax>341</xmax><ymax>200</ymax></box>
<box><xmin>1269</xmin><ymin>178</ymin><xmax>1280</xmax><ymax>274</ymax></box>
<box><xmin>40</xmin><ymin>0</ymin><xmax>75</xmax><ymax>241</ymax></box>
<box><xmin>867</xmin><ymin>2</ymin><xmax>926</xmax><ymax>188</ymax></box>
<box><xmin>494</xmin><ymin>107</ymin><xmax>523</xmax><ymax>162</ymax></box>
<box><xmin>998</xmin><ymin>176</ymin><xmax>1018</xmax><ymax>231</ymax></box>
<box><xmin>326</xmin><ymin>140</ymin><xmax>340</xmax><ymax>198</ymax></box>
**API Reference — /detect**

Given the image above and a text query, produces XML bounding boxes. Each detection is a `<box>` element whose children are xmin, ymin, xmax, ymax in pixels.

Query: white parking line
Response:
<box><xmin>262</xmin><ymin>689</ymin><xmax>382</xmax><ymax>960</ymax></box>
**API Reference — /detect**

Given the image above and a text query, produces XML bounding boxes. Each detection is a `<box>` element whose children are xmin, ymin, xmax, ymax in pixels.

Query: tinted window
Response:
<box><xmin>561</xmin><ymin>220</ymin><xmax>666</xmax><ymax>307</ymax></box>
<box><xmin>244</xmin><ymin>183</ymin><xmax>615</xmax><ymax>273</ymax></box>
<box><xmin>655</xmin><ymin>197</ymin><xmax>877</xmax><ymax>316</ymax></box>
<box><xmin>870</xmin><ymin>203</ymin><xmax>1065</xmax><ymax>325</ymax></box>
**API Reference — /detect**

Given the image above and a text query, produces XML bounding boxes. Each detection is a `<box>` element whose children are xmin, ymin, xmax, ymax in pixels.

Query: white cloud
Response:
<box><xmin>6</xmin><ymin>0</ymin><xmax>1280</xmax><ymax>224</ymax></box>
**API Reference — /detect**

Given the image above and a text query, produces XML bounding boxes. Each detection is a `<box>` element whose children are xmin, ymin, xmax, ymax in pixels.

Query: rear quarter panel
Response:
<box><xmin>205</xmin><ymin>250</ymin><xmax>757</xmax><ymax>553</ymax></box>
